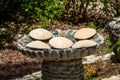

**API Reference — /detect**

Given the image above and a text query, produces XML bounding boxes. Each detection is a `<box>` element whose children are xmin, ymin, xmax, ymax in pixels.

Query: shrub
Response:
<box><xmin>100</xmin><ymin>0</ymin><xmax>120</xmax><ymax>17</ymax></box>
<box><xmin>0</xmin><ymin>0</ymin><xmax>66</xmax><ymax>24</ymax></box>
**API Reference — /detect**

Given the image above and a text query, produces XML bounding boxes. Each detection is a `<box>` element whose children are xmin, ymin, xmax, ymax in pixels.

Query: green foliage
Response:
<box><xmin>41</xmin><ymin>0</ymin><xmax>65</xmax><ymax>19</ymax></box>
<box><xmin>20</xmin><ymin>0</ymin><xmax>66</xmax><ymax>28</ymax></box>
<box><xmin>19</xmin><ymin>0</ymin><xmax>66</xmax><ymax>19</ymax></box>
<box><xmin>100</xmin><ymin>0</ymin><xmax>120</xmax><ymax>17</ymax></box>
<box><xmin>26</xmin><ymin>26</ymin><xmax>33</xmax><ymax>33</ymax></box>
<box><xmin>65</xmin><ymin>0</ymin><xmax>96</xmax><ymax>24</ymax></box>
<box><xmin>84</xmin><ymin>65</ymin><xmax>97</xmax><ymax>80</ymax></box>
<box><xmin>88</xmin><ymin>22</ymin><xmax>96</xmax><ymax>29</ymax></box>
<box><xmin>1</xmin><ymin>0</ymin><xmax>120</xmax><ymax>28</ymax></box>
<box><xmin>117</xmin><ymin>38</ymin><xmax>120</xmax><ymax>54</ymax></box>
<box><xmin>117</xmin><ymin>47</ymin><xmax>120</xmax><ymax>54</ymax></box>
<box><xmin>100</xmin><ymin>0</ymin><xmax>105</xmax><ymax>3</ymax></box>
<box><xmin>0</xmin><ymin>0</ymin><xmax>66</xmax><ymax>27</ymax></box>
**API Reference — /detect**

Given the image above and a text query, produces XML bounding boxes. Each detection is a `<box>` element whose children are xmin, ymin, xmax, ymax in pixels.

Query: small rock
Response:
<box><xmin>32</xmin><ymin>71</ymin><xmax>42</xmax><ymax>76</ymax></box>
<box><xmin>72</xmin><ymin>40</ymin><xmax>97</xmax><ymax>48</ymax></box>
<box><xmin>101</xmin><ymin>78</ymin><xmax>109</xmax><ymax>80</ymax></box>
<box><xmin>34</xmin><ymin>74</ymin><xmax>42</xmax><ymax>78</ymax></box>
<box><xmin>74</xmin><ymin>28</ymin><xmax>96</xmax><ymax>39</ymax></box>
<box><xmin>117</xmin><ymin>74</ymin><xmax>120</xmax><ymax>77</ymax></box>
<box><xmin>26</xmin><ymin>76</ymin><xmax>35</xmax><ymax>80</ymax></box>
<box><xmin>26</xmin><ymin>41</ymin><xmax>50</xmax><ymax>49</ymax></box>
<box><xmin>110</xmin><ymin>76</ymin><xmax>120</xmax><ymax>80</ymax></box>
<box><xmin>29</xmin><ymin>28</ymin><xmax>53</xmax><ymax>40</ymax></box>
<box><xmin>83</xmin><ymin>55</ymin><xmax>98</xmax><ymax>64</ymax></box>
<box><xmin>23</xmin><ymin>75</ymin><xmax>32</xmax><ymax>78</ymax></box>
<box><xmin>102</xmin><ymin>53</ymin><xmax>114</xmax><ymax>60</ymax></box>
<box><xmin>49</xmin><ymin>37</ymin><xmax>73</xmax><ymax>49</ymax></box>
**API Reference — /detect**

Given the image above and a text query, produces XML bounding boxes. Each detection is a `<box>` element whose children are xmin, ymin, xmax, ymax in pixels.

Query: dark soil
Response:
<box><xmin>0</xmin><ymin>50</ymin><xmax>42</xmax><ymax>80</ymax></box>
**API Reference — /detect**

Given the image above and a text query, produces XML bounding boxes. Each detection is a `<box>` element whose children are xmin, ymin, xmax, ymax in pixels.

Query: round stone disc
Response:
<box><xmin>74</xmin><ymin>28</ymin><xmax>96</xmax><ymax>39</ymax></box>
<box><xmin>26</xmin><ymin>41</ymin><xmax>50</xmax><ymax>49</ymax></box>
<box><xmin>72</xmin><ymin>40</ymin><xmax>97</xmax><ymax>48</ymax></box>
<box><xmin>29</xmin><ymin>28</ymin><xmax>53</xmax><ymax>40</ymax></box>
<box><xmin>49</xmin><ymin>37</ymin><xmax>73</xmax><ymax>49</ymax></box>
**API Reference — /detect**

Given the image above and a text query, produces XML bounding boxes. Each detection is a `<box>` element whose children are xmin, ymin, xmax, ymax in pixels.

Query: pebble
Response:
<box><xmin>83</xmin><ymin>55</ymin><xmax>98</xmax><ymax>64</ymax></box>
<box><xmin>83</xmin><ymin>52</ymin><xmax>114</xmax><ymax>64</ymax></box>
<box><xmin>101</xmin><ymin>78</ymin><xmax>109</xmax><ymax>80</ymax></box>
<box><xmin>102</xmin><ymin>75</ymin><xmax>120</xmax><ymax>80</ymax></box>
<box><xmin>109</xmin><ymin>76</ymin><xmax>120</xmax><ymax>80</ymax></box>
<box><xmin>14</xmin><ymin>71</ymin><xmax>42</xmax><ymax>80</ymax></box>
<box><xmin>101</xmin><ymin>52</ymin><xmax>114</xmax><ymax>60</ymax></box>
<box><xmin>32</xmin><ymin>71</ymin><xmax>42</xmax><ymax>76</ymax></box>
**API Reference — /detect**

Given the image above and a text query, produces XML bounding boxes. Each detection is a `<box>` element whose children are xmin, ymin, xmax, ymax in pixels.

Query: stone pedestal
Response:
<box><xmin>17</xmin><ymin>29</ymin><xmax>104</xmax><ymax>80</ymax></box>
<box><xmin>42</xmin><ymin>58</ymin><xmax>83</xmax><ymax>80</ymax></box>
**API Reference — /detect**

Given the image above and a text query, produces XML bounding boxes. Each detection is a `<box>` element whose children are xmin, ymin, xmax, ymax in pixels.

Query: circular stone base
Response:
<box><xmin>42</xmin><ymin>58</ymin><xmax>84</xmax><ymax>80</ymax></box>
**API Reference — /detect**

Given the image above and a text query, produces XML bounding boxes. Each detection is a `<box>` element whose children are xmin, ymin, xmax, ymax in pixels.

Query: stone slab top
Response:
<box><xmin>17</xmin><ymin>29</ymin><xmax>104</xmax><ymax>61</ymax></box>
<box><xmin>29</xmin><ymin>28</ymin><xmax>53</xmax><ymax>40</ymax></box>
<box><xmin>74</xmin><ymin>28</ymin><xmax>96</xmax><ymax>39</ymax></box>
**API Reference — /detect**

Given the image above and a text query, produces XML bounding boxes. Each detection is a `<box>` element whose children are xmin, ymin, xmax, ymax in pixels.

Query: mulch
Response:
<box><xmin>0</xmin><ymin>49</ymin><xmax>42</xmax><ymax>80</ymax></box>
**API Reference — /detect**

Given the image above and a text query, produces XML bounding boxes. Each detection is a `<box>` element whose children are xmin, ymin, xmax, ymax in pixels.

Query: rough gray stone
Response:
<box><xmin>107</xmin><ymin>17</ymin><xmax>120</xmax><ymax>62</ymax></box>
<box><xmin>109</xmin><ymin>76</ymin><xmax>120</xmax><ymax>80</ymax></box>
<box><xmin>42</xmin><ymin>58</ymin><xmax>84</xmax><ymax>80</ymax></box>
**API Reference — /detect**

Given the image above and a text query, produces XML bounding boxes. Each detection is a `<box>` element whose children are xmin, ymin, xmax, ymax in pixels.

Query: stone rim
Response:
<box><xmin>17</xmin><ymin>29</ymin><xmax>104</xmax><ymax>61</ymax></box>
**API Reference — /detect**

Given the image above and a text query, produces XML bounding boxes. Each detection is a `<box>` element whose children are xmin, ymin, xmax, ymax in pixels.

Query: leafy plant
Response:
<box><xmin>0</xmin><ymin>0</ymin><xmax>66</xmax><ymax>27</ymax></box>
<box><xmin>88</xmin><ymin>22</ymin><xmax>96</xmax><ymax>29</ymax></box>
<box><xmin>117</xmin><ymin>38</ymin><xmax>120</xmax><ymax>54</ymax></box>
<box><xmin>100</xmin><ymin>0</ymin><xmax>120</xmax><ymax>17</ymax></box>
<box><xmin>84</xmin><ymin>64</ymin><xmax>97</xmax><ymax>80</ymax></box>
<box><xmin>26</xmin><ymin>26</ymin><xmax>33</xmax><ymax>33</ymax></box>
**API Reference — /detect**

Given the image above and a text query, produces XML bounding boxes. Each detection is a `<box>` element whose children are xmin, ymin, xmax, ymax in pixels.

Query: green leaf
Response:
<box><xmin>41</xmin><ymin>24</ymin><xmax>46</xmax><ymax>29</ymax></box>
<box><xmin>117</xmin><ymin>47</ymin><xmax>120</xmax><ymax>54</ymax></box>
<box><xmin>27</xmin><ymin>26</ymin><xmax>32</xmax><ymax>33</ymax></box>
<box><xmin>25</xmin><ymin>9</ymin><xmax>29</xmax><ymax>12</ymax></box>
<box><xmin>117</xmin><ymin>39</ymin><xmax>120</xmax><ymax>46</ymax></box>
<box><xmin>117</xmin><ymin>38</ymin><xmax>120</xmax><ymax>54</ymax></box>
<box><xmin>88</xmin><ymin>22</ymin><xmax>96</xmax><ymax>29</ymax></box>
<box><xmin>100</xmin><ymin>0</ymin><xmax>105</xmax><ymax>3</ymax></box>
